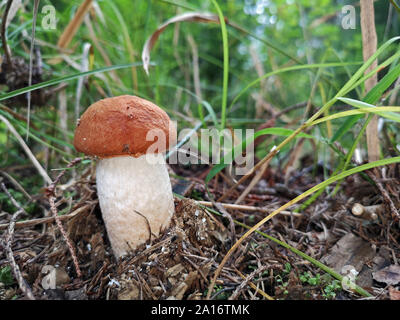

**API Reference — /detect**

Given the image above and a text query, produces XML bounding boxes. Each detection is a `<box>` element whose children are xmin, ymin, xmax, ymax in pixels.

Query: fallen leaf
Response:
<box><xmin>373</xmin><ymin>265</ymin><xmax>400</xmax><ymax>286</ymax></box>
<box><xmin>321</xmin><ymin>233</ymin><xmax>375</xmax><ymax>273</ymax></box>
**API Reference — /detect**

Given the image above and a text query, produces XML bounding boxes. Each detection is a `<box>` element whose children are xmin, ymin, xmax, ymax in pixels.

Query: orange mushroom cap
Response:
<box><xmin>73</xmin><ymin>95</ymin><xmax>176</xmax><ymax>158</ymax></box>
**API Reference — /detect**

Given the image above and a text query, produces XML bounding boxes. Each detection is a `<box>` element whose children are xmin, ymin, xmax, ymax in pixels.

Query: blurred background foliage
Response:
<box><xmin>0</xmin><ymin>0</ymin><xmax>399</xmax><ymax>191</ymax></box>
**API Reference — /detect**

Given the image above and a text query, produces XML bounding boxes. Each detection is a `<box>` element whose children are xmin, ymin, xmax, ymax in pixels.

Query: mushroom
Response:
<box><xmin>73</xmin><ymin>95</ymin><xmax>176</xmax><ymax>258</ymax></box>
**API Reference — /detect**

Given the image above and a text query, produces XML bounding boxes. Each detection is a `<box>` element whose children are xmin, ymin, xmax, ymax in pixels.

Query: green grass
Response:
<box><xmin>1</xmin><ymin>0</ymin><xmax>400</xmax><ymax>300</ymax></box>
<box><xmin>210</xmin><ymin>0</ymin><xmax>229</xmax><ymax>130</ymax></box>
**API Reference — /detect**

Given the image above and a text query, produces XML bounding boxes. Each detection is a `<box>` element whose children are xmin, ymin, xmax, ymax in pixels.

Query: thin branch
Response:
<box><xmin>48</xmin><ymin>196</ymin><xmax>82</xmax><ymax>278</ymax></box>
<box><xmin>26</xmin><ymin>0</ymin><xmax>40</xmax><ymax>140</ymax></box>
<box><xmin>45</xmin><ymin>157</ymin><xmax>84</xmax><ymax>278</ymax></box>
<box><xmin>229</xmin><ymin>265</ymin><xmax>268</xmax><ymax>300</ymax></box>
<box><xmin>0</xmin><ymin>170</ymin><xmax>32</xmax><ymax>200</ymax></box>
<box><xmin>0</xmin><ymin>115</ymin><xmax>52</xmax><ymax>184</ymax></box>
<box><xmin>1</xmin><ymin>0</ymin><xmax>13</xmax><ymax>68</ymax></box>
<box><xmin>195</xmin><ymin>200</ymin><xmax>303</xmax><ymax>217</ymax></box>
<box><xmin>0</xmin><ymin>203</ymin><xmax>94</xmax><ymax>231</ymax></box>
<box><xmin>1</xmin><ymin>183</ymin><xmax>35</xmax><ymax>300</ymax></box>
<box><xmin>0</xmin><ymin>182</ymin><xmax>29</xmax><ymax>217</ymax></box>
<box><xmin>367</xmin><ymin>169</ymin><xmax>400</xmax><ymax>220</ymax></box>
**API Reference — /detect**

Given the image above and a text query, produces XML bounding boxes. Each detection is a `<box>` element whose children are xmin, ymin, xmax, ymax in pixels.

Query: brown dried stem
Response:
<box><xmin>45</xmin><ymin>157</ymin><xmax>86</xmax><ymax>278</ymax></box>
<box><xmin>229</xmin><ymin>265</ymin><xmax>269</xmax><ymax>300</ymax></box>
<box><xmin>0</xmin><ymin>203</ymin><xmax>95</xmax><ymax>231</ymax></box>
<box><xmin>1</xmin><ymin>0</ymin><xmax>13</xmax><ymax>68</ymax></box>
<box><xmin>366</xmin><ymin>169</ymin><xmax>400</xmax><ymax>220</ymax></box>
<box><xmin>195</xmin><ymin>200</ymin><xmax>303</xmax><ymax>217</ymax></box>
<box><xmin>360</xmin><ymin>0</ymin><xmax>379</xmax><ymax>162</ymax></box>
<box><xmin>1</xmin><ymin>183</ymin><xmax>35</xmax><ymax>300</ymax></box>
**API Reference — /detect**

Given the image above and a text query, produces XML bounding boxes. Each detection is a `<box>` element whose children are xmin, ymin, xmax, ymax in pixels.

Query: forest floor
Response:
<box><xmin>0</xmin><ymin>160</ymin><xmax>399</xmax><ymax>300</ymax></box>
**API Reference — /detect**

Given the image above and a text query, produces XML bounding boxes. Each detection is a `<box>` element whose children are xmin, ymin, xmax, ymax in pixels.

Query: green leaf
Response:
<box><xmin>205</xmin><ymin>127</ymin><xmax>314</xmax><ymax>184</ymax></box>
<box><xmin>338</xmin><ymin>97</ymin><xmax>400</xmax><ymax>122</ymax></box>
<box><xmin>331</xmin><ymin>60</ymin><xmax>400</xmax><ymax>142</ymax></box>
<box><xmin>0</xmin><ymin>62</ymin><xmax>144</xmax><ymax>103</ymax></box>
<box><xmin>309</xmin><ymin>107</ymin><xmax>400</xmax><ymax>125</ymax></box>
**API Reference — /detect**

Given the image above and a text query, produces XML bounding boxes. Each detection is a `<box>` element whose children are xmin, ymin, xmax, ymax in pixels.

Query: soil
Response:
<box><xmin>0</xmin><ymin>162</ymin><xmax>399</xmax><ymax>300</ymax></box>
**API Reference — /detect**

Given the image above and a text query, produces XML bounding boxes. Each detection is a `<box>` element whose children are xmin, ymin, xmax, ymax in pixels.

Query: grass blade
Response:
<box><xmin>0</xmin><ymin>62</ymin><xmax>144</xmax><ymax>102</ymax></box>
<box><xmin>207</xmin><ymin>155</ymin><xmax>400</xmax><ymax>299</ymax></box>
<box><xmin>205</xmin><ymin>127</ymin><xmax>314</xmax><ymax>184</ymax></box>
<box><xmin>210</xmin><ymin>0</ymin><xmax>229</xmax><ymax>130</ymax></box>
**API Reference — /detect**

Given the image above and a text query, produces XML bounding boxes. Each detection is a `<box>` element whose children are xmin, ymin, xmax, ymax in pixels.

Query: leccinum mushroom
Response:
<box><xmin>73</xmin><ymin>95</ymin><xmax>176</xmax><ymax>258</ymax></box>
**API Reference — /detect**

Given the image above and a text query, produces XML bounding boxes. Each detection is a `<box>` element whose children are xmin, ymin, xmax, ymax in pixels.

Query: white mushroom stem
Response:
<box><xmin>95</xmin><ymin>154</ymin><xmax>174</xmax><ymax>258</ymax></box>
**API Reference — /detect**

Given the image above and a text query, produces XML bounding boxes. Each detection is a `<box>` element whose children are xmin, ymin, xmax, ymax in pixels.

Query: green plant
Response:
<box><xmin>189</xmin><ymin>188</ymin><xmax>204</xmax><ymax>200</ymax></box>
<box><xmin>300</xmin><ymin>271</ymin><xmax>321</xmax><ymax>286</ymax></box>
<box><xmin>323</xmin><ymin>280</ymin><xmax>342</xmax><ymax>299</ymax></box>
<box><xmin>0</xmin><ymin>266</ymin><xmax>14</xmax><ymax>286</ymax></box>
<box><xmin>283</xmin><ymin>263</ymin><xmax>292</xmax><ymax>275</ymax></box>
<box><xmin>203</xmin><ymin>284</ymin><xmax>230</xmax><ymax>300</ymax></box>
<box><xmin>2</xmin><ymin>0</ymin><xmax>399</xmax><ymax>301</ymax></box>
<box><xmin>0</xmin><ymin>188</ymin><xmax>36</xmax><ymax>215</ymax></box>
<box><xmin>275</xmin><ymin>275</ymin><xmax>289</xmax><ymax>295</ymax></box>
<box><xmin>300</xmin><ymin>272</ymin><xmax>342</xmax><ymax>299</ymax></box>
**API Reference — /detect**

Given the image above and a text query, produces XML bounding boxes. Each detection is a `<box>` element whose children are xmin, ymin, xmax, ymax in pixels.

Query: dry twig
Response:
<box><xmin>0</xmin><ymin>115</ymin><xmax>52</xmax><ymax>184</ymax></box>
<box><xmin>1</xmin><ymin>0</ymin><xmax>14</xmax><ymax>67</ymax></box>
<box><xmin>229</xmin><ymin>265</ymin><xmax>269</xmax><ymax>300</ymax></box>
<box><xmin>1</xmin><ymin>183</ymin><xmax>35</xmax><ymax>300</ymax></box>
<box><xmin>366</xmin><ymin>169</ymin><xmax>400</xmax><ymax>220</ymax></box>
<box><xmin>196</xmin><ymin>200</ymin><xmax>302</xmax><ymax>217</ymax></box>
<box><xmin>45</xmin><ymin>157</ymin><xmax>85</xmax><ymax>278</ymax></box>
<box><xmin>0</xmin><ymin>203</ymin><xmax>94</xmax><ymax>231</ymax></box>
